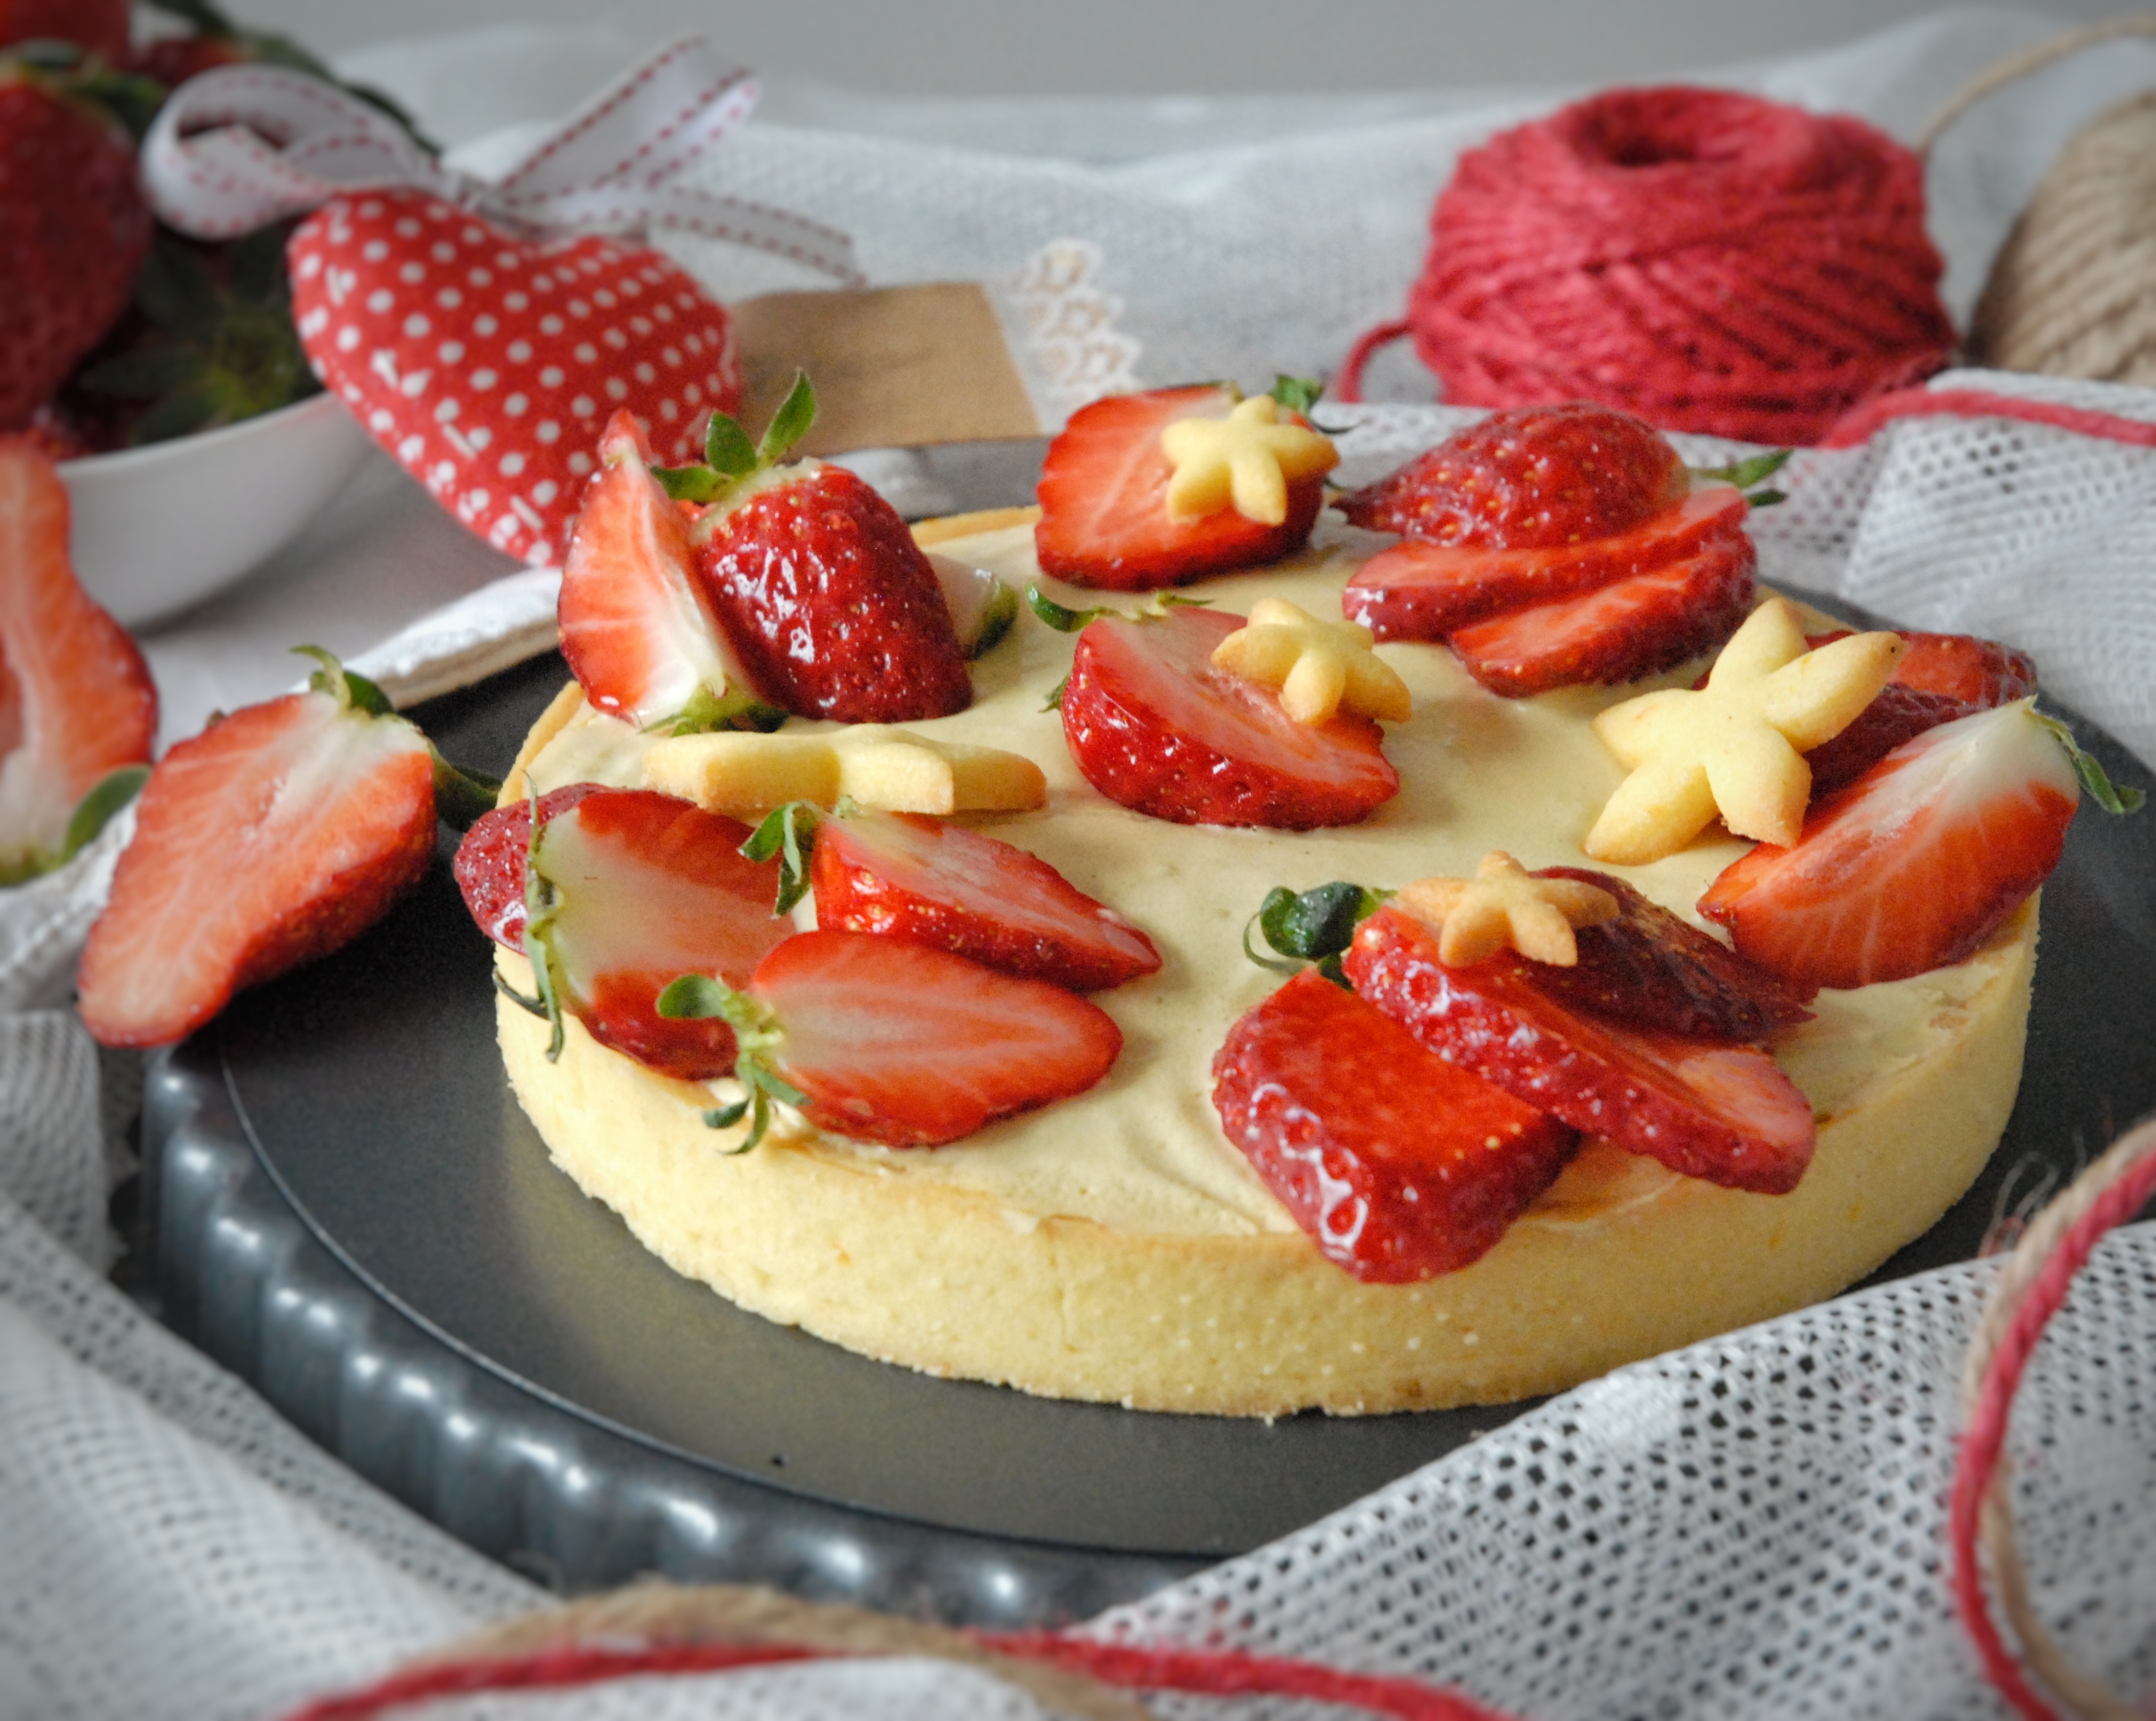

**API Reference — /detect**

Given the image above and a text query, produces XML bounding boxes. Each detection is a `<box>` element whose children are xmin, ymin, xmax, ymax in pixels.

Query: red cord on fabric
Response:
<box><xmin>1336</xmin><ymin>86</ymin><xmax>1954</xmax><ymax>444</ymax></box>
<box><xmin>1949</xmin><ymin>1134</ymin><xmax>2156</xmax><ymax>1721</ymax></box>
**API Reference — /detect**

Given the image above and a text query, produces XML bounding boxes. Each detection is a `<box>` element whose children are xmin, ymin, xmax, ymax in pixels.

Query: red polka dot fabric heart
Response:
<box><xmin>289</xmin><ymin>187</ymin><xmax>741</xmax><ymax>567</ymax></box>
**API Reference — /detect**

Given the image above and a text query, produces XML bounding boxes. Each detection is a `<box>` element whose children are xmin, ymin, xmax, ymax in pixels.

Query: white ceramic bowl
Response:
<box><xmin>57</xmin><ymin>392</ymin><xmax>377</xmax><ymax>628</ymax></box>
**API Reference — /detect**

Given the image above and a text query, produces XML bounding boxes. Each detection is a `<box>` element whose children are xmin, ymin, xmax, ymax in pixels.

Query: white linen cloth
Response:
<box><xmin>5</xmin><ymin>10</ymin><xmax>2155</xmax><ymax>1716</ymax></box>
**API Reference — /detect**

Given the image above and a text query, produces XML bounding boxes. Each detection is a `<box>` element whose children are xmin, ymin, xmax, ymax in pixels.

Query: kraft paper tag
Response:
<box><xmin>730</xmin><ymin>281</ymin><xmax>1043</xmax><ymax>456</ymax></box>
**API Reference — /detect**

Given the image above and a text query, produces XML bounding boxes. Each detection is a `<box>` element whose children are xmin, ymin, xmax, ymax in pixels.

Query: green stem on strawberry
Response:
<box><xmin>653</xmin><ymin>973</ymin><xmax>808</xmax><ymax>1151</ymax></box>
<box><xmin>653</xmin><ymin>371</ymin><xmax>816</xmax><ymax>506</ymax></box>
<box><xmin>1242</xmin><ymin>879</ymin><xmax>1391</xmax><ymax>986</ymax></box>
<box><xmin>652</xmin><ymin>684</ymin><xmax>789</xmax><ymax>738</ymax></box>
<box><xmin>1690</xmin><ymin>448</ymin><xmax>1792</xmax><ymax>509</ymax></box>
<box><xmin>516</xmin><ymin>786</ymin><xmax>570</xmax><ymax>1062</ymax></box>
<box><xmin>60</xmin><ymin>764</ymin><xmax>148</xmax><ymax>860</ymax></box>
<box><xmin>1026</xmin><ymin>584</ymin><xmax>1212</xmax><ymax>712</ymax></box>
<box><xmin>2033</xmin><ymin>710</ymin><xmax>2147</xmax><ymax>814</ymax></box>
<box><xmin>739</xmin><ymin>800</ymin><xmax>822</xmax><ymax>915</ymax></box>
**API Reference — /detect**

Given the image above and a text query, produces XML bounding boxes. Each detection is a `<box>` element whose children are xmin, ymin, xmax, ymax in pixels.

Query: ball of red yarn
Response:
<box><xmin>1369</xmin><ymin>86</ymin><xmax>1955</xmax><ymax>445</ymax></box>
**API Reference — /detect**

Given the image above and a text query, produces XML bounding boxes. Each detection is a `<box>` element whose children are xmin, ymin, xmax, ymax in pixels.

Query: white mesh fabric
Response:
<box><xmin>1093</xmin><ymin>1226</ymin><xmax>2156</xmax><ymax>1721</ymax></box>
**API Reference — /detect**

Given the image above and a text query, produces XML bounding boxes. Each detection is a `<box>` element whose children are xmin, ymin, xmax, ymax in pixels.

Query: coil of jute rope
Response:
<box><xmin>1935</xmin><ymin>14</ymin><xmax>2156</xmax><ymax>388</ymax></box>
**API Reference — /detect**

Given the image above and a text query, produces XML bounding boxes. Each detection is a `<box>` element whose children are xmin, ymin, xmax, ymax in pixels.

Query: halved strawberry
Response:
<box><xmin>1336</xmin><ymin>402</ymin><xmax>1688</xmax><ymax>548</ymax></box>
<box><xmin>450</xmin><ymin>783</ymin><xmax>598</xmax><ymax>948</ymax></box>
<box><xmin>1342</xmin><ymin>485</ymin><xmax>1747</xmax><ymax>641</ymax></box>
<box><xmin>0</xmin><ymin>438</ymin><xmax>156</xmax><ymax>880</ymax></box>
<box><xmin>557</xmin><ymin>411</ymin><xmax>773</xmax><ymax>733</ymax></box>
<box><xmin>1212</xmin><ymin>968</ymin><xmax>1579</xmax><ymax>1281</ymax></box>
<box><xmin>1061</xmin><ymin>605</ymin><xmax>1399</xmax><ymax>828</ymax></box>
<box><xmin>1344</xmin><ymin>905</ymin><xmax>1817</xmax><ymax>1193</ymax></box>
<box><xmin>1446</xmin><ymin>530</ymin><xmax>1757</xmax><ymax>697</ymax></box>
<box><xmin>1803</xmin><ymin>630</ymin><xmax>2040</xmax><ymax>798</ymax></box>
<box><xmin>665</xmin><ymin>376</ymin><xmax>972</xmax><ymax>725</ymax></box>
<box><xmin>661</xmin><ymin>928</ymin><xmax>1123</xmax><ymax>1148</ymax></box>
<box><xmin>77</xmin><ymin>665</ymin><xmax>433</xmax><ymax>1048</ymax></box>
<box><xmin>808</xmin><ymin>806</ymin><xmax>1161</xmax><ymax>991</ymax></box>
<box><xmin>1035</xmin><ymin>385</ymin><xmax>1327</xmax><ymax>591</ymax></box>
<box><xmin>1698</xmin><ymin>700</ymin><xmax>2081</xmax><ymax>989</ymax></box>
<box><xmin>497</xmin><ymin>787</ymin><xmax>791</xmax><ymax>1081</ymax></box>
<box><xmin>1531</xmin><ymin>867</ymin><xmax>1815</xmax><ymax>1040</ymax></box>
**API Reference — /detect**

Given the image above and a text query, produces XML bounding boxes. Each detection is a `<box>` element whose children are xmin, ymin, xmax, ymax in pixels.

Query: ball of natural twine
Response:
<box><xmin>1967</xmin><ymin>89</ymin><xmax>2156</xmax><ymax>384</ymax></box>
<box><xmin>1926</xmin><ymin>13</ymin><xmax>2156</xmax><ymax>389</ymax></box>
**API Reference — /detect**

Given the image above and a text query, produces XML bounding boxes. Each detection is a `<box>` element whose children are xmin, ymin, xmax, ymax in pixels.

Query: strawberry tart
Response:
<box><xmin>462</xmin><ymin>388</ymin><xmax>2088</xmax><ymax>1417</ymax></box>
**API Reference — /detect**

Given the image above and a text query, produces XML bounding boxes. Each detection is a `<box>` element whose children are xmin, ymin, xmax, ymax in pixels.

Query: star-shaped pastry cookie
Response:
<box><xmin>1395</xmin><ymin>851</ymin><xmax>1619</xmax><ymax>968</ymax></box>
<box><xmin>1159</xmin><ymin>394</ymin><xmax>1339</xmax><ymax>526</ymax></box>
<box><xmin>1584</xmin><ymin>598</ymin><xmax>1906</xmax><ymax>865</ymax></box>
<box><xmin>1210</xmin><ymin>597</ymin><xmax>1412</xmax><ymax>724</ymax></box>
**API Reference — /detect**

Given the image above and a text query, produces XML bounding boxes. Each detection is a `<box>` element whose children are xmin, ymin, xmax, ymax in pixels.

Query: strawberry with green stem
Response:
<box><xmin>1700</xmin><ymin>701</ymin><xmax>2141</xmax><ymax>989</ymax></box>
<box><xmin>655</xmin><ymin>372</ymin><xmax>974</xmax><ymax>725</ymax></box>
<box><xmin>657</xmin><ymin>929</ymin><xmax>1124</xmax><ymax>1149</ymax></box>
<box><xmin>0</xmin><ymin>438</ymin><xmax>156</xmax><ymax>880</ymax></box>
<box><xmin>459</xmin><ymin>784</ymin><xmax>793</xmax><ymax>1082</ymax></box>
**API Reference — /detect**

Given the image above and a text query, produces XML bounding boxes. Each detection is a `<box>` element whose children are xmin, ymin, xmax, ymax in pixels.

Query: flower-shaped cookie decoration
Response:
<box><xmin>1395</xmin><ymin>851</ymin><xmax>1619</xmax><ymax>968</ymax></box>
<box><xmin>1211</xmin><ymin>597</ymin><xmax>1412</xmax><ymax>724</ymax></box>
<box><xmin>1160</xmin><ymin>395</ymin><xmax>1340</xmax><ymax>526</ymax></box>
<box><xmin>1585</xmin><ymin>599</ymin><xmax>1906</xmax><ymax>865</ymax></box>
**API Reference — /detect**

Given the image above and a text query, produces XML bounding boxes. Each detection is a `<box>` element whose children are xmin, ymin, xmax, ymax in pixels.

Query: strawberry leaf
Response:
<box><xmin>1025</xmin><ymin>583</ymin><xmax>1211</xmax><ymax>633</ymax></box>
<box><xmin>656</xmin><ymin>972</ymin><xmax>806</xmax><ymax>1152</ymax></box>
<box><xmin>522</xmin><ymin>792</ymin><xmax>570</xmax><ymax>1061</ymax></box>
<box><xmin>2034</xmin><ymin>711</ymin><xmax>2147</xmax><ymax>815</ymax></box>
<box><xmin>1269</xmin><ymin>375</ymin><xmax>1324</xmax><ymax>415</ymax></box>
<box><xmin>740</xmin><ymin>802</ymin><xmax>820</xmax><ymax>915</ymax></box>
<box><xmin>759</xmin><ymin>370</ymin><xmax>817</xmax><ymax>464</ymax></box>
<box><xmin>429</xmin><ymin>754</ymin><xmax>503</xmax><ymax>832</ymax></box>
<box><xmin>651</xmin><ymin>464</ymin><xmax>728</xmax><ymax>504</ymax></box>
<box><xmin>663</xmin><ymin>685</ymin><xmax>789</xmax><ymax>737</ymax></box>
<box><xmin>1691</xmin><ymin>448</ymin><xmax>1792</xmax><ymax>508</ymax></box>
<box><xmin>1244</xmin><ymin>880</ymin><xmax>1391</xmax><ymax>986</ymax></box>
<box><xmin>61</xmin><ymin>765</ymin><xmax>148</xmax><ymax>863</ymax></box>
<box><xmin>702</xmin><ymin>410</ymin><xmax>761</xmax><ymax>478</ymax></box>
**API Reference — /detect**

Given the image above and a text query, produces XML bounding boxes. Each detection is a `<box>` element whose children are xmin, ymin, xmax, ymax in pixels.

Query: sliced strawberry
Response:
<box><xmin>1061</xmin><ymin>606</ymin><xmax>1399</xmax><ymax>828</ymax></box>
<box><xmin>557</xmin><ymin>411</ymin><xmax>767</xmax><ymax>730</ymax></box>
<box><xmin>1343</xmin><ymin>486</ymin><xmax>1747</xmax><ymax>641</ymax></box>
<box><xmin>1446</xmin><ymin>529</ymin><xmax>1757</xmax><ymax>697</ymax></box>
<box><xmin>1802</xmin><ymin>629</ymin><xmax>2040</xmax><ymax>798</ymax></box>
<box><xmin>1530</xmin><ymin>867</ymin><xmax>1815</xmax><ymax>1040</ymax></box>
<box><xmin>809</xmin><ymin>806</ymin><xmax>1161</xmax><ymax>991</ymax></box>
<box><xmin>1035</xmin><ymin>386</ymin><xmax>1326</xmax><ymax>590</ymax></box>
<box><xmin>0</xmin><ymin>439</ymin><xmax>156</xmax><ymax>880</ymax></box>
<box><xmin>691</xmin><ymin>462</ymin><xmax>972</xmax><ymax>724</ymax></box>
<box><xmin>1344</xmin><ymin>906</ymin><xmax>1817</xmax><ymax>1193</ymax></box>
<box><xmin>1891</xmin><ymin>631</ymin><xmax>2039</xmax><ymax>706</ymax></box>
<box><xmin>1337</xmin><ymin>402</ymin><xmax>1688</xmax><ymax>548</ymax></box>
<box><xmin>513</xmin><ymin>788</ymin><xmax>791</xmax><ymax>1080</ymax></box>
<box><xmin>1698</xmin><ymin>700</ymin><xmax>2079</xmax><ymax>990</ymax></box>
<box><xmin>1212</xmin><ymin>968</ymin><xmax>1579</xmax><ymax>1282</ymax></box>
<box><xmin>77</xmin><ymin>679</ymin><xmax>434</xmax><ymax>1048</ymax></box>
<box><xmin>451</xmin><ymin>783</ymin><xmax>599</xmax><ymax>948</ymax></box>
<box><xmin>739</xmin><ymin>929</ymin><xmax>1122</xmax><ymax>1147</ymax></box>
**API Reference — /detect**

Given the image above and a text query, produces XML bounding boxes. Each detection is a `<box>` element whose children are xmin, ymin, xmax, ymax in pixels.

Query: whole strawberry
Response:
<box><xmin>0</xmin><ymin>0</ymin><xmax>129</xmax><ymax>61</ymax></box>
<box><xmin>0</xmin><ymin>60</ymin><xmax>152</xmax><ymax>430</ymax></box>
<box><xmin>660</xmin><ymin>374</ymin><xmax>972</xmax><ymax>724</ymax></box>
<box><xmin>1338</xmin><ymin>401</ymin><xmax>1686</xmax><ymax>548</ymax></box>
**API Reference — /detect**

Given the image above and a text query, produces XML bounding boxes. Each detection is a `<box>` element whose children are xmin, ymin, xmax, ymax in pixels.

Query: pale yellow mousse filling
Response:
<box><xmin>497</xmin><ymin>516</ymin><xmax>2038</xmax><ymax>1415</ymax></box>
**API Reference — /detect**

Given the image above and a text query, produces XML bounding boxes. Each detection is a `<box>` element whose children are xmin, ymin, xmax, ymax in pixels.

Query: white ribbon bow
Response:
<box><xmin>141</xmin><ymin>35</ymin><xmax>863</xmax><ymax>285</ymax></box>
